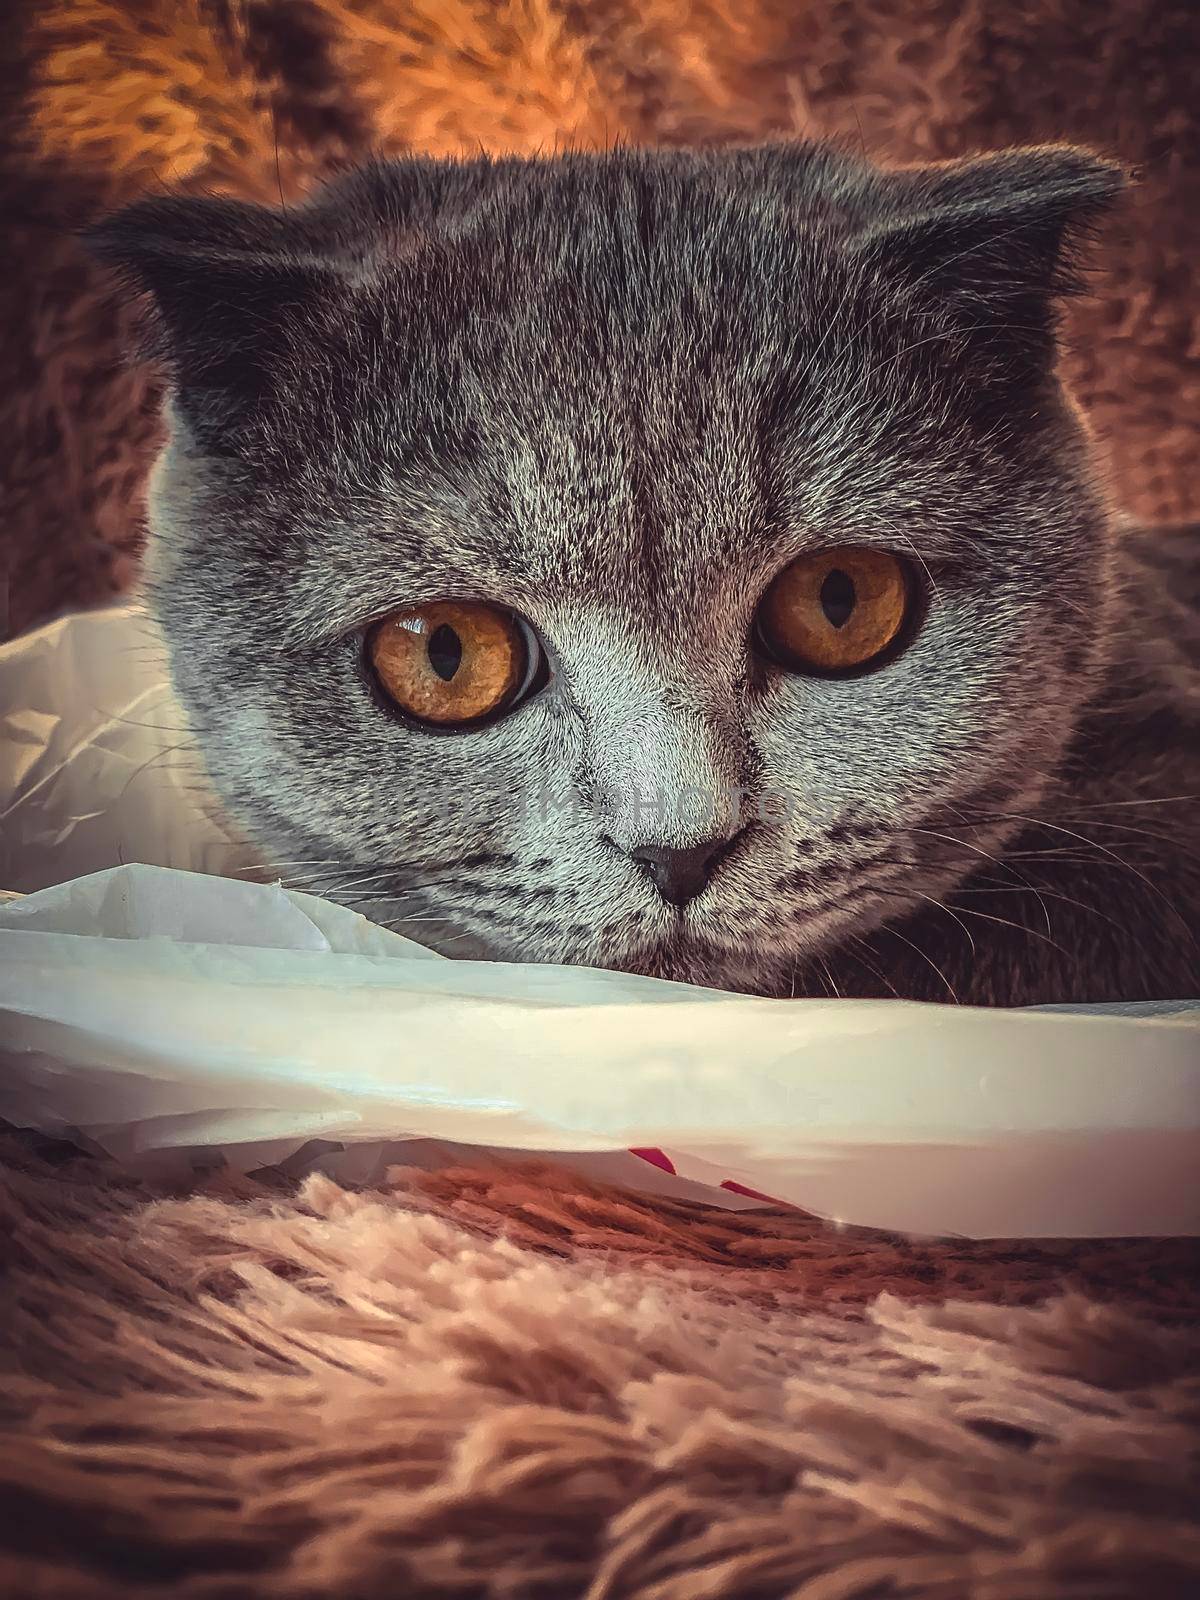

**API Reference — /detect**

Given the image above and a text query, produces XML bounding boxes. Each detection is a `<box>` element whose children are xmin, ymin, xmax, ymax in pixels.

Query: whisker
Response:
<box><xmin>1048</xmin><ymin>816</ymin><xmax>1200</xmax><ymax>862</ymax></box>
<box><xmin>964</xmin><ymin>811</ymin><xmax>1199</xmax><ymax>950</ymax></box>
<box><xmin>910</xmin><ymin>890</ymin><xmax>976</xmax><ymax>959</ymax></box>
<box><xmin>911</xmin><ymin>826</ymin><xmax>1053</xmax><ymax>935</ymax></box>
<box><xmin>948</xmin><ymin>903</ymin><xmax>1076</xmax><ymax>961</ymax></box>
<box><xmin>115</xmin><ymin>738</ymin><xmax>202</xmax><ymax>805</ymax></box>
<box><xmin>1052</xmin><ymin>794</ymin><xmax>1197</xmax><ymax>812</ymax></box>
<box><xmin>879</xmin><ymin>921</ymin><xmax>961</xmax><ymax>1005</ymax></box>
<box><xmin>949</xmin><ymin>882</ymin><xmax>1125</xmax><ymax>933</ymax></box>
<box><xmin>816</xmin><ymin>955</ymin><xmax>844</xmax><ymax>1000</ymax></box>
<box><xmin>845</xmin><ymin>934</ymin><xmax>904</xmax><ymax>1001</ymax></box>
<box><xmin>868</xmin><ymin>884</ymin><xmax>1073</xmax><ymax>960</ymax></box>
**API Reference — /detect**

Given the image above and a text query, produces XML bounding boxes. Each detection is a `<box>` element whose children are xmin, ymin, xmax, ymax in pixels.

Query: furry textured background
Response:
<box><xmin>2</xmin><ymin>4</ymin><xmax>1199</xmax><ymax>1592</ymax></box>
<box><xmin>3</xmin><ymin>1132</ymin><xmax>1200</xmax><ymax>1599</ymax></box>
<box><xmin>1</xmin><ymin>0</ymin><xmax>1197</xmax><ymax>636</ymax></box>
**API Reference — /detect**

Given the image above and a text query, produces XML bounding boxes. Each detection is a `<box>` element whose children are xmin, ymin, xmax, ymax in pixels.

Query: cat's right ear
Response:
<box><xmin>83</xmin><ymin>194</ymin><xmax>347</xmax><ymax>440</ymax></box>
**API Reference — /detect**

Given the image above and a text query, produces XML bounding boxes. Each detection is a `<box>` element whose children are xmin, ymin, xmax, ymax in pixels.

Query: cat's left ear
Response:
<box><xmin>853</xmin><ymin>144</ymin><xmax>1128</xmax><ymax>361</ymax></box>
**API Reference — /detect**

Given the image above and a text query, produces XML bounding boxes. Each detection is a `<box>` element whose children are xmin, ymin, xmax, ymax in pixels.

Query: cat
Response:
<box><xmin>87</xmin><ymin>140</ymin><xmax>1200</xmax><ymax>1005</ymax></box>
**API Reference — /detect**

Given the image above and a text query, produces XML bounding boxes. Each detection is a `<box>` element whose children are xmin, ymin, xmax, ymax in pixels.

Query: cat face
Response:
<box><xmin>93</xmin><ymin>142</ymin><xmax>1123</xmax><ymax>993</ymax></box>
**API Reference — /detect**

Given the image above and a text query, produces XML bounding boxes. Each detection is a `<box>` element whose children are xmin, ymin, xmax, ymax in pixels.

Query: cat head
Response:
<box><xmin>89</xmin><ymin>140</ymin><xmax>1125</xmax><ymax>992</ymax></box>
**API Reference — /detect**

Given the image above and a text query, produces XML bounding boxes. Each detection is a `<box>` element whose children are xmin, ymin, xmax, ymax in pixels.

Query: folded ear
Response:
<box><xmin>84</xmin><ymin>193</ymin><xmax>353</xmax><ymax>441</ymax></box>
<box><xmin>852</xmin><ymin>144</ymin><xmax>1128</xmax><ymax>375</ymax></box>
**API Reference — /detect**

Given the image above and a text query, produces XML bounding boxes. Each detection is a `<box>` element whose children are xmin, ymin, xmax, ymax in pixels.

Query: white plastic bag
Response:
<box><xmin>2</xmin><ymin>607</ymin><xmax>1197</xmax><ymax>1237</ymax></box>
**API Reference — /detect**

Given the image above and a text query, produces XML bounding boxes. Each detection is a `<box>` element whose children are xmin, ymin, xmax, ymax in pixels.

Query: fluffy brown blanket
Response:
<box><xmin>2</xmin><ymin>4</ymin><xmax>1199</xmax><ymax>1593</ymax></box>
<box><xmin>3</xmin><ymin>1132</ymin><xmax>1200</xmax><ymax>1599</ymax></box>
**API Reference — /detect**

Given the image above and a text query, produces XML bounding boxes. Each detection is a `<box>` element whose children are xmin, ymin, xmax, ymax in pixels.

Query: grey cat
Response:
<box><xmin>88</xmin><ymin>140</ymin><xmax>1199</xmax><ymax>1005</ymax></box>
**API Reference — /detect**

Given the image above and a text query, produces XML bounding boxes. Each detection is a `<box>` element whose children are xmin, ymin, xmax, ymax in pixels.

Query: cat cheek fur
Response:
<box><xmin>92</xmin><ymin>138</ymin><xmax>1170</xmax><ymax>1002</ymax></box>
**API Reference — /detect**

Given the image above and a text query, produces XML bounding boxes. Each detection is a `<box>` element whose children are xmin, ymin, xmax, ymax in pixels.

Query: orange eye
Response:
<box><xmin>368</xmin><ymin>601</ymin><xmax>530</xmax><ymax>727</ymax></box>
<box><xmin>758</xmin><ymin>547</ymin><xmax>914</xmax><ymax>675</ymax></box>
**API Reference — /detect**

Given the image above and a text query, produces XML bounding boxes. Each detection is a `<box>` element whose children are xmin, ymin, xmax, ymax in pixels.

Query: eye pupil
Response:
<box><xmin>427</xmin><ymin>624</ymin><xmax>463</xmax><ymax>681</ymax></box>
<box><xmin>820</xmin><ymin>569</ymin><xmax>856</xmax><ymax>629</ymax></box>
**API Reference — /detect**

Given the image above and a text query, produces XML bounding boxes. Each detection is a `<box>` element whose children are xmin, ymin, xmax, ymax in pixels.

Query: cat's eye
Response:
<box><xmin>757</xmin><ymin>547</ymin><xmax>914</xmax><ymax>676</ymax></box>
<box><xmin>368</xmin><ymin>601</ymin><xmax>542</xmax><ymax>728</ymax></box>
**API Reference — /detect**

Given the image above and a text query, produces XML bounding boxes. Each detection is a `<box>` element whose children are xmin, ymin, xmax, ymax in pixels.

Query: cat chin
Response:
<box><xmin>594</xmin><ymin>929</ymin><xmax>795</xmax><ymax>997</ymax></box>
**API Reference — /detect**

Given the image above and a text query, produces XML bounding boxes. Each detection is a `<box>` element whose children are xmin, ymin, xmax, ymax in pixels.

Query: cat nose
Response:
<box><xmin>625</xmin><ymin>838</ymin><xmax>729</xmax><ymax>907</ymax></box>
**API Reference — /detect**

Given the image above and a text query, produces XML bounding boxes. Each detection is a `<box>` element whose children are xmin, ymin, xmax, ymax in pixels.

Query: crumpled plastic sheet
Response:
<box><xmin>1</xmin><ymin>604</ymin><xmax>252</xmax><ymax>892</ymax></box>
<box><xmin>2</xmin><ymin>606</ymin><xmax>1198</xmax><ymax>1237</ymax></box>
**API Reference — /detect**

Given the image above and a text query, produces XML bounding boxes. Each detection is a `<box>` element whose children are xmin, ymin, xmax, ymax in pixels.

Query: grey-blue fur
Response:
<box><xmin>87</xmin><ymin>139</ymin><xmax>1200</xmax><ymax>1003</ymax></box>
